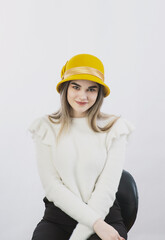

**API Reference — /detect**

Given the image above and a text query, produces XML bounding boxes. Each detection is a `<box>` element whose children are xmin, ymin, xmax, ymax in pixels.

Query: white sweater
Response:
<box><xmin>28</xmin><ymin>114</ymin><xmax>135</xmax><ymax>240</ymax></box>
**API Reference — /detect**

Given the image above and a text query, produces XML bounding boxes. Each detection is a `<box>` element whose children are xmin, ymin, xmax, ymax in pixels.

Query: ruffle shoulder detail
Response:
<box><xmin>28</xmin><ymin>115</ymin><xmax>56</xmax><ymax>146</ymax></box>
<box><xmin>106</xmin><ymin>117</ymin><xmax>136</xmax><ymax>150</ymax></box>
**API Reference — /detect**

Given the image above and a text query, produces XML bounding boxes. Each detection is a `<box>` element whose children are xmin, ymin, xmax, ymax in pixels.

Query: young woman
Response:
<box><xmin>28</xmin><ymin>53</ymin><xmax>135</xmax><ymax>240</ymax></box>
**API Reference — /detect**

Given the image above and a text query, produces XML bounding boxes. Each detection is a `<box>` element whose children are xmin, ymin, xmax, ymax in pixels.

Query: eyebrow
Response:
<box><xmin>71</xmin><ymin>82</ymin><xmax>98</xmax><ymax>88</ymax></box>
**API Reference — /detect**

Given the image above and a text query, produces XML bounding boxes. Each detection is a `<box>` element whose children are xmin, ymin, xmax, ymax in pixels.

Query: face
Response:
<box><xmin>67</xmin><ymin>80</ymin><xmax>99</xmax><ymax>118</ymax></box>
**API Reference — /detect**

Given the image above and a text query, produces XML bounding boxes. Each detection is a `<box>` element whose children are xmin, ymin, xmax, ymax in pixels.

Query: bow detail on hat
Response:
<box><xmin>60</xmin><ymin>61</ymin><xmax>68</xmax><ymax>79</ymax></box>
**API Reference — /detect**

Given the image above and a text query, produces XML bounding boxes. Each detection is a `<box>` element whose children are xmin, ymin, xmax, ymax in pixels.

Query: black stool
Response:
<box><xmin>88</xmin><ymin>170</ymin><xmax>139</xmax><ymax>239</ymax></box>
<box><xmin>116</xmin><ymin>170</ymin><xmax>138</xmax><ymax>232</ymax></box>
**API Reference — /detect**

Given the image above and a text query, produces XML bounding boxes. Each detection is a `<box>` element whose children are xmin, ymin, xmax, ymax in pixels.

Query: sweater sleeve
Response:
<box><xmin>69</xmin><ymin>117</ymin><xmax>135</xmax><ymax>240</ymax></box>
<box><xmin>28</xmin><ymin>116</ymin><xmax>102</xmax><ymax>229</ymax></box>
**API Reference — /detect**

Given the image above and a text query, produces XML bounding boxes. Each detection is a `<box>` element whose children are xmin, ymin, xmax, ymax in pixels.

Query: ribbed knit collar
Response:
<box><xmin>71</xmin><ymin>116</ymin><xmax>88</xmax><ymax>125</ymax></box>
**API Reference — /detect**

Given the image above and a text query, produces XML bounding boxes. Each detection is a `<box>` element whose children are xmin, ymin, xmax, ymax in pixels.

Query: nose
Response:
<box><xmin>78</xmin><ymin>90</ymin><xmax>88</xmax><ymax>100</ymax></box>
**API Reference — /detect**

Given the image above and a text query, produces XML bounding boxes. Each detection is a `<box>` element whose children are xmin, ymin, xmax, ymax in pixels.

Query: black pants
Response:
<box><xmin>31</xmin><ymin>197</ymin><xmax>127</xmax><ymax>240</ymax></box>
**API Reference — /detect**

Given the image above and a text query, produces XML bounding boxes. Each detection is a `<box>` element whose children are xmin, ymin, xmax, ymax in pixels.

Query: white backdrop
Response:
<box><xmin>0</xmin><ymin>0</ymin><xmax>165</xmax><ymax>239</ymax></box>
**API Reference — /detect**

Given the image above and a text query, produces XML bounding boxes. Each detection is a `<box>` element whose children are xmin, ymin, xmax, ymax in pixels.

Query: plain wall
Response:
<box><xmin>0</xmin><ymin>0</ymin><xmax>164</xmax><ymax>239</ymax></box>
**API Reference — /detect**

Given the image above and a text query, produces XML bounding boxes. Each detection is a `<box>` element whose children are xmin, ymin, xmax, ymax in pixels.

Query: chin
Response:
<box><xmin>74</xmin><ymin>108</ymin><xmax>88</xmax><ymax>114</ymax></box>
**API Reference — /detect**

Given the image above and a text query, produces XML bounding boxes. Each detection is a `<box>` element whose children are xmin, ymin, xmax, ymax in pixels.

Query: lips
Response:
<box><xmin>76</xmin><ymin>101</ymin><xmax>88</xmax><ymax>105</ymax></box>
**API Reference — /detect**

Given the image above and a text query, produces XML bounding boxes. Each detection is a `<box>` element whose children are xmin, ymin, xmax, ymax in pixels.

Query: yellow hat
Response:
<box><xmin>56</xmin><ymin>53</ymin><xmax>110</xmax><ymax>97</ymax></box>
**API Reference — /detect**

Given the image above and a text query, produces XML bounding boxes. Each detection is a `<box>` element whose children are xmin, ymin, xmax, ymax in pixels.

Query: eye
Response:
<box><xmin>73</xmin><ymin>86</ymin><xmax>79</xmax><ymax>90</ymax></box>
<box><xmin>88</xmin><ymin>88</ymin><xmax>96</xmax><ymax>92</ymax></box>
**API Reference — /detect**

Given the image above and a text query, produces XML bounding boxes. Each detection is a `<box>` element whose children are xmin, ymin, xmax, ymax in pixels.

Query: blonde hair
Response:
<box><xmin>48</xmin><ymin>81</ymin><xmax>121</xmax><ymax>144</ymax></box>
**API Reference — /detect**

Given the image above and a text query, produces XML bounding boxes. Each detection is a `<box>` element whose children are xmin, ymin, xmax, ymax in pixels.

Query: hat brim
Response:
<box><xmin>56</xmin><ymin>74</ymin><xmax>110</xmax><ymax>97</ymax></box>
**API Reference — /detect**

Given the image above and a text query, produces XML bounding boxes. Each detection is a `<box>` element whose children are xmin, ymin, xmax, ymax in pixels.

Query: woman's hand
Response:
<box><xmin>93</xmin><ymin>219</ymin><xmax>125</xmax><ymax>240</ymax></box>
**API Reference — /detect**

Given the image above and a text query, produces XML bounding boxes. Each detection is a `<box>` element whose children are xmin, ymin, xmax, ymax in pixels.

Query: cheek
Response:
<box><xmin>68</xmin><ymin>88</ymin><xmax>76</xmax><ymax>99</ymax></box>
<box><xmin>90</xmin><ymin>92</ymin><xmax>98</xmax><ymax>102</ymax></box>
